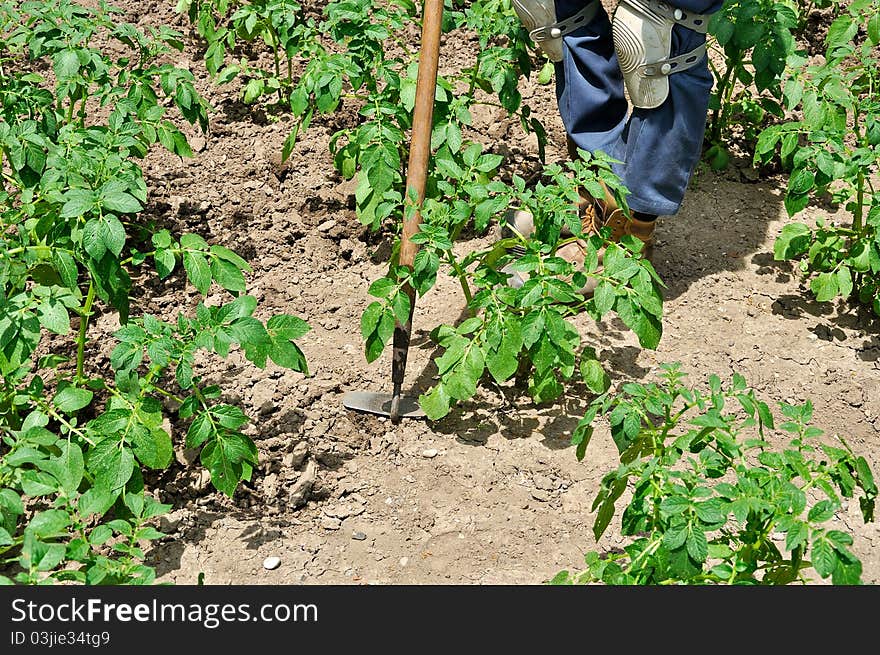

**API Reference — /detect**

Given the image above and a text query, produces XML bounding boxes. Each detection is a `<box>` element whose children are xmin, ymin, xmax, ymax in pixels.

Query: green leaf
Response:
<box><xmin>200</xmin><ymin>440</ymin><xmax>242</xmax><ymax>497</ymax></box>
<box><xmin>811</xmin><ymin>538</ymin><xmax>836</xmax><ymax>578</ymax></box>
<box><xmin>55</xmin><ymin>49</ymin><xmax>80</xmax><ymax>78</ymax></box>
<box><xmin>537</xmin><ymin>60</ymin><xmax>554</xmax><ymax>85</ymax></box>
<box><xmin>61</xmin><ymin>190</ymin><xmax>94</xmax><ymax>218</ymax></box>
<box><xmin>186</xmin><ymin>413</ymin><xmax>212</xmax><ymax>448</ymax></box>
<box><xmin>132</xmin><ymin>425</ymin><xmax>173</xmax><ymax>470</ymax></box>
<box><xmin>808</xmin><ymin>499</ymin><xmax>836</xmax><ymax>523</ymax></box>
<box><xmin>230</xmin><ymin>315</ymin><xmax>268</xmax><ymax>354</ymax></box>
<box><xmin>825</xmin><ymin>14</ymin><xmax>858</xmax><ymax>48</ymax></box>
<box><xmin>24</xmin><ymin>538</ymin><xmax>67</xmax><ymax>573</ymax></box>
<box><xmin>100</xmin><ymin>215</ymin><xmax>126</xmax><ymax>257</ymax></box>
<box><xmin>662</xmin><ymin>522</ymin><xmax>688</xmax><ymax>550</ymax></box>
<box><xmin>361</xmin><ymin>301</ymin><xmax>383</xmax><ymax>341</ymax></box>
<box><xmin>41</xmin><ymin>441</ymin><xmax>84</xmax><ymax>496</ymax></box>
<box><xmin>26</xmin><ymin>509</ymin><xmax>71</xmax><ymax>539</ymax></box>
<box><xmin>210</xmin><ymin>244</ymin><xmax>250</xmax><ymax>271</ymax></box>
<box><xmin>810</xmin><ymin>272</ymin><xmax>838</xmax><ymax>303</ymax></box>
<box><xmin>53</xmin><ymin>251</ymin><xmax>78</xmax><ymax>289</ymax></box>
<box><xmin>855</xmin><ymin>456</ymin><xmax>876</xmax><ymax>494</ymax></box>
<box><xmin>580</xmin><ymin>357</ymin><xmax>610</xmax><ymax>394</ymax></box>
<box><xmin>180</xmin><ymin>233</ymin><xmax>209</xmax><ymax>250</ymax></box>
<box><xmin>211</xmin><ymin>257</ymin><xmax>247</xmax><ymax>292</ymax></box>
<box><xmin>419</xmin><ymin>383</ymin><xmax>451</xmax><ymax>421</ymax></box>
<box><xmin>89</xmin><ymin>525</ymin><xmax>113</xmax><ymax>546</ymax></box>
<box><xmin>183</xmin><ymin>251</ymin><xmax>212</xmax><ymax>295</ymax></box>
<box><xmin>785</xmin><ymin>521</ymin><xmax>809</xmax><ymax>552</ymax></box>
<box><xmin>78</xmin><ymin>487</ymin><xmax>117</xmax><ymax>518</ymax></box>
<box><xmin>836</xmin><ymin>267</ymin><xmax>853</xmax><ymax>299</ymax></box>
<box><xmin>88</xmin><ymin>440</ymin><xmax>135</xmax><ymax>494</ymax></box>
<box><xmin>82</xmin><ymin>219</ymin><xmax>106</xmax><ymax>260</ymax></box>
<box><xmin>368</xmin><ymin>277</ymin><xmax>397</xmax><ymax>299</ymax></box>
<box><xmin>486</xmin><ymin>346</ymin><xmax>517</xmax><ymax>384</ymax></box>
<box><xmin>38</xmin><ymin>299</ymin><xmax>70</xmax><ymax>335</ymax></box>
<box><xmin>210</xmin><ymin>405</ymin><xmax>249</xmax><ymax>430</ymax></box>
<box><xmin>686</xmin><ymin>526</ymin><xmax>708</xmax><ymax>563</ymax></box>
<box><xmin>615</xmin><ymin>297</ymin><xmax>661</xmax><ymax>349</ymax></box>
<box><xmin>267</xmin><ymin>314</ymin><xmax>310</xmax><ymax>341</ymax></box>
<box><xmin>774</xmin><ymin>223</ymin><xmax>811</xmax><ymax>260</ymax></box>
<box><xmin>101</xmin><ymin>190</ymin><xmax>143</xmax><ymax>214</ymax></box>
<box><xmin>593</xmin><ymin>282</ymin><xmax>615</xmax><ymax>316</ymax></box>
<box><xmin>784</xmin><ymin>193</ymin><xmax>810</xmax><ymax>218</ymax></box>
<box><xmin>788</xmin><ymin>168</ymin><xmax>815</xmax><ymax>196</ymax></box>
<box><xmin>20</xmin><ymin>471</ymin><xmax>57</xmax><ymax>496</ymax></box>
<box><xmin>660</xmin><ymin>496</ymin><xmax>690</xmax><ymax>516</ymax></box>
<box><xmin>391</xmin><ymin>290</ymin><xmax>411</xmax><ymax>324</ymax></box>
<box><xmin>243</xmin><ymin>77</ymin><xmax>265</xmax><ymax>104</ymax></box>
<box><xmin>154</xmin><ymin>248</ymin><xmax>177</xmax><ymax>278</ymax></box>
<box><xmin>868</xmin><ymin>12</ymin><xmax>880</xmax><ymax>45</ymax></box>
<box><xmin>268</xmin><ymin>339</ymin><xmax>308</xmax><ymax>373</ymax></box>
<box><xmin>53</xmin><ymin>386</ymin><xmax>93</xmax><ymax>413</ymax></box>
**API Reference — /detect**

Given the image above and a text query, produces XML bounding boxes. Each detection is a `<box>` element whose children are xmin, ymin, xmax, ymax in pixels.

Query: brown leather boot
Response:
<box><xmin>592</xmin><ymin>184</ymin><xmax>655</xmax><ymax>262</ymax></box>
<box><xmin>565</xmin><ymin>135</ymin><xmax>655</xmax><ymax>261</ymax></box>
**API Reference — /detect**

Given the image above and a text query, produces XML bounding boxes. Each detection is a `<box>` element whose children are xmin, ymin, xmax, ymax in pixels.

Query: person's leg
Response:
<box><xmin>560</xmin><ymin>0</ymin><xmax>723</xmax><ymax>217</ymax></box>
<box><xmin>553</xmin><ymin>0</ymin><xmax>628</xmax><ymax>162</ymax></box>
<box><xmin>613</xmin><ymin>0</ymin><xmax>723</xmax><ymax>216</ymax></box>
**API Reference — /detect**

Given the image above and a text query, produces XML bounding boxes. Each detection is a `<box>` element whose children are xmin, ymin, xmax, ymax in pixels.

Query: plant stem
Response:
<box><xmin>150</xmin><ymin>384</ymin><xmax>186</xmax><ymax>405</ymax></box>
<box><xmin>446</xmin><ymin>252</ymin><xmax>473</xmax><ymax>310</ymax></box>
<box><xmin>710</xmin><ymin>56</ymin><xmax>738</xmax><ymax>144</ymax></box>
<box><xmin>268</xmin><ymin>27</ymin><xmax>284</xmax><ymax>104</ymax></box>
<box><xmin>75</xmin><ymin>279</ymin><xmax>96</xmax><ymax>385</ymax></box>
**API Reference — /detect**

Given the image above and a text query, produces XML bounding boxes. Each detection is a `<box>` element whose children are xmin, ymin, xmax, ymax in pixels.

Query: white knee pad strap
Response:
<box><xmin>512</xmin><ymin>0</ymin><xmax>601</xmax><ymax>62</ymax></box>
<box><xmin>612</xmin><ymin>0</ymin><xmax>709</xmax><ymax>109</ymax></box>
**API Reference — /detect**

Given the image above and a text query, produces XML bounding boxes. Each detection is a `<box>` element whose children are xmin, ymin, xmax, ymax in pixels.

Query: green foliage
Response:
<box><xmin>705</xmin><ymin>0</ymin><xmax>800</xmax><ymax>166</ymax></box>
<box><xmin>176</xmin><ymin>0</ymin><xmax>321</xmax><ymax>106</ymax></box>
<box><xmin>362</xmin><ymin>149</ymin><xmax>664</xmax><ymax>420</ymax></box>
<box><xmin>0</xmin><ymin>0</ymin><xmax>311</xmax><ymax>584</ymax></box>
<box><xmin>755</xmin><ymin>0</ymin><xmax>880</xmax><ymax>313</ymax></box>
<box><xmin>553</xmin><ymin>364</ymin><xmax>877</xmax><ymax>585</ymax></box>
<box><xmin>181</xmin><ymin>0</ymin><xmax>540</xmax><ymax>229</ymax></box>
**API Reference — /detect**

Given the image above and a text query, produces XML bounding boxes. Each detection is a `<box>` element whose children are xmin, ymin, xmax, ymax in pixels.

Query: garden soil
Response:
<box><xmin>100</xmin><ymin>0</ymin><xmax>879</xmax><ymax>584</ymax></box>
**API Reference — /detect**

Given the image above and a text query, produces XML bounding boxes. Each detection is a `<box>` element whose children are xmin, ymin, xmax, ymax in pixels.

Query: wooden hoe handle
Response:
<box><xmin>390</xmin><ymin>0</ymin><xmax>444</xmax><ymax>422</ymax></box>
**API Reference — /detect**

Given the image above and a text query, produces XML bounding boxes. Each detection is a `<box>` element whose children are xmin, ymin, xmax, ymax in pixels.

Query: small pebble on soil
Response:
<box><xmin>262</xmin><ymin>556</ymin><xmax>281</xmax><ymax>571</ymax></box>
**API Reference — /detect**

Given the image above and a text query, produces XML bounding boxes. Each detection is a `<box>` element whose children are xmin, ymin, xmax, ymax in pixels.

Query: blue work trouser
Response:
<box><xmin>554</xmin><ymin>0</ymin><xmax>723</xmax><ymax>216</ymax></box>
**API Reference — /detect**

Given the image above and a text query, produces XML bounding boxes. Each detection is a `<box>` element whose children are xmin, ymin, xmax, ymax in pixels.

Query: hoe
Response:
<box><xmin>342</xmin><ymin>0</ymin><xmax>444</xmax><ymax>422</ymax></box>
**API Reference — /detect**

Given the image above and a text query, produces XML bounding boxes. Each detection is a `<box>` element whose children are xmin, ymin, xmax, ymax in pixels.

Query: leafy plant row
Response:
<box><xmin>554</xmin><ymin>364</ymin><xmax>877</xmax><ymax>585</ymax></box>
<box><xmin>758</xmin><ymin>0</ymin><xmax>880</xmax><ymax>313</ymax></box>
<box><xmin>1</xmin><ymin>0</ymin><xmax>310</xmax><ymax>584</ymax></box>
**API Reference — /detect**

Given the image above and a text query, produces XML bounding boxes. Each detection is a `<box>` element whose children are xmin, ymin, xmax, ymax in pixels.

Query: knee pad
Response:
<box><xmin>612</xmin><ymin>0</ymin><xmax>709</xmax><ymax>108</ymax></box>
<box><xmin>512</xmin><ymin>0</ymin><xmax>601</xmax><ymax>62</ymax></box>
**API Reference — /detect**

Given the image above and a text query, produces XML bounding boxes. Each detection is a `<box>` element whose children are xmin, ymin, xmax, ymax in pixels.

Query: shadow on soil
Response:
<box><xmin>656</xmin><ymin>160</ymin><xmax>787</xmax><ymax>302</ymax></box>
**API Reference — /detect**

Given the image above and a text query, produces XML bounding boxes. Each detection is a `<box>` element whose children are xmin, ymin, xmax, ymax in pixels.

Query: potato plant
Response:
<box><xmin>0</xmin><ymin>0</ymin><xmax>310</xmax><ymax>584</ymax></box>
<box><xmin>703</xmin><ymin>0</ymin><xmax>800</xmax><ymax>169</ymax></box>
<box><xmin>362</xmin><ymin>149</ymin><xmax>663</xmax><ymax>419</ymax></box>
<box><xmin>553</xmin><ymin>364</ymin><xmax>877</xmax><ymax>585</ymax></box>
<box><xmin>757</xmin><ymin>0</ymin><xmax>880</xmax><ymax>314</ymax></box>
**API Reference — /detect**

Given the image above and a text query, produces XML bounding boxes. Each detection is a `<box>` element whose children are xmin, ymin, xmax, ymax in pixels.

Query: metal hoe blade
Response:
<box><xmin>342</xmin><ymin>391</ymin><xmax>426</xmax><ymax>419</ymax></box>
